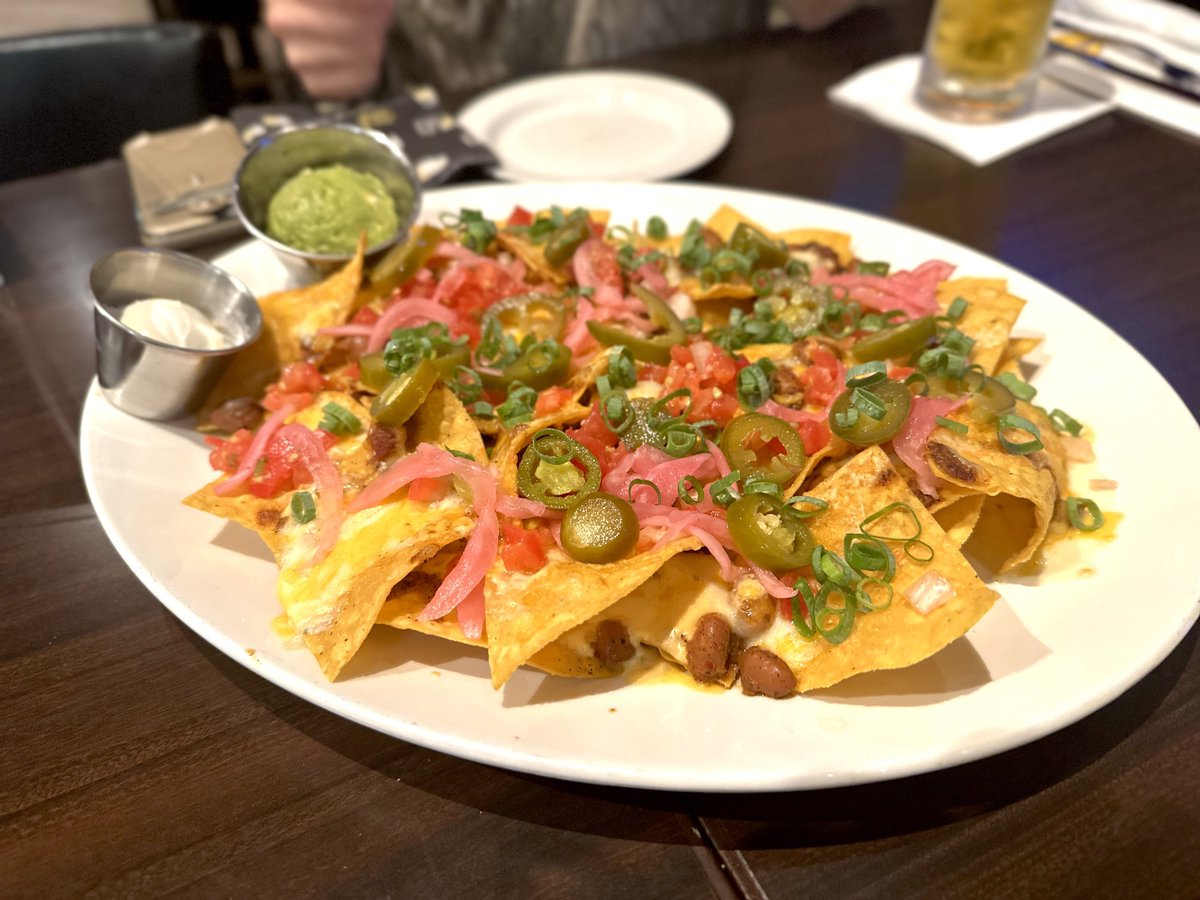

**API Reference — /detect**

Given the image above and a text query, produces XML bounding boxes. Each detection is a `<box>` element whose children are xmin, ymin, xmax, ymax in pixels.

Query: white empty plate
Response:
<box><xmin>458</xmin><ymin>70</ymin><xmax>733</xmax><ymax>182</ymax></box>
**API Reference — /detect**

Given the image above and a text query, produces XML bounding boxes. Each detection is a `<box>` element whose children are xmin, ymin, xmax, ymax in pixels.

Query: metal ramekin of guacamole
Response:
<box><xmin>265</xmin><ymin>164</ymin><xmax>399</xmax><ymax>256</ymax></box>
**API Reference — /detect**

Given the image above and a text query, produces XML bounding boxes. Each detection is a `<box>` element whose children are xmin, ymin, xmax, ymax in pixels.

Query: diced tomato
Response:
<box><xmin>639</xmin><ymin>362</ymin><xmax>669</xmax><ymax>384</ymax></box>
<box><xmin>534</xmin><ymin>385</ymin><xmax>573</xmax><ymax>418</ymax></box>
<box><xmin>795</xmin><ymin>416</ymin><xmax>831</xmax><ymax>456</ymax></box>
<box><xmin>565</xmin><ymin>404</ymin><xmax>621</xmax><ymax>475</ymax></box>
<box><xmin>350</xmin><ymin>306</ymin><xmax>381</xmax><ymax>325</ymax></box>
<box><xmin>588</xmin><ymin>219</ymin><xmax>605</xmax><ymax>239</ymax></box>
<box><xmin>662</xmin><ymin>342</ymin><xmax>741</xmax><ymax>428</ymax></box>
<box><xmin>500</xmin><ymin>520</ymin><xmax>549</xmax><ymax>573</ymax></box>
<box><xmin>439</xmin><ymin>260</ymin><xmax>528</xmax><ymax>344</ymax></box>
<box><xmin>262</xmin><ymin>361</ymin><xmax>327</xmax><ymax>412</ymax></box>
<box><xmin>206</xmin><ymin>429</ymin><xmax>253</xmax><ymax>473</ymax></box>
<box><xmin>407</xmin><ymin>477</ymin><xmax>449</xmax><ymax>503</ymax></box>
<box><xmin>889</xmin><ymin>365</ymin><xmax>915</xmax><ymax>381</ymax></box>
<box><xmin>800</xmin><ymin>345</ymin><xmax>842</xmax><ymax>408</ymax></box>
<box><xmin>507</xmin><ymin>206</ymin><xmax>534</xmax><ymax>227</ymax></box>
<box><xmin>279</xmin><ymin>361</ymin><xmax>327</xmax><ymax>393</ymax></box>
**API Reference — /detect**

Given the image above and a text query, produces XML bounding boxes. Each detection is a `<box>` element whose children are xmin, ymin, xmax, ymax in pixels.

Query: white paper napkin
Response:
<box><xmin>828</xmin><ymin>54</ymin><xmax>1115</xmax><ymax>166</ymax></box>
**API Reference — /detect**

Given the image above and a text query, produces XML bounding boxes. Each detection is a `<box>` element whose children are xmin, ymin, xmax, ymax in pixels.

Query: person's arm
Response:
<box><xmin>263</xmin><ymin>0</ymin><xmax>397</xmax><ymax>100</ymax></box>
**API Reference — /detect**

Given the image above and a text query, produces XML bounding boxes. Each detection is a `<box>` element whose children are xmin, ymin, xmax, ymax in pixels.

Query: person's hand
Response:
<box><xmin>263</xmin><ymin>0</ymin><xmax>397</xmax><ymax>100</ymax></box>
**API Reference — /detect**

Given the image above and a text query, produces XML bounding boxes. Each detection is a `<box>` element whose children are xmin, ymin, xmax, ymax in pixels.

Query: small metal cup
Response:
<box><xmin>91</xmin><ymin>248</ymin><xmax>262</xmax><ymax>420</ymax></box>
<box><xmin>233</xmin><ymin>122</ymin><xmax>421</xmax><ymax>277</ymax></box>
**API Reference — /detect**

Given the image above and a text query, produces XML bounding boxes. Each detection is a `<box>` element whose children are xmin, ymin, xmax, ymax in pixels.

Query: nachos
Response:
<box><xmin>187</xmin><ymin>201</ymin><xmax>1105</xmax><ymax>698</ymax></box>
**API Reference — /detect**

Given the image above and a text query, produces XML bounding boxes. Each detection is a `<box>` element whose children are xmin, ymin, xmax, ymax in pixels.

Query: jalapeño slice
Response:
<box><xmin>728</xmin><ymin>222</ymin><xmax>790</xmax><ymax>271</ymax></box>
<box><xmin>829</xmin><ymin>379</ymin><xmax>911</xmax><ymax>445</ymax></box>
<box><xmin>850</xmin><ymin>314</ymin><xmax>937</xmax><ymax>362</ymax></box>
<box><xmin>718</xmin><ymin>412</ymin><xmax>807</xmax><ymax>486</ymax></box>
<box><xmin>369</xmin><ymin>358</ymin><xmax>439</xmax><ymax>427</ymax></box>
<box><xmin>586</xmin><ymin>284</ymin><xmax>687</xmax><ymax>364</ymax></box>
<box><xmin>727</xmin><ymin>494</ymin><xmax>816</xmax><ymax>572</ymax></box>
<box><xmin>560</xmin><ymin>492</ymin><xmax>640</xmax><ymax>564</ymax></box>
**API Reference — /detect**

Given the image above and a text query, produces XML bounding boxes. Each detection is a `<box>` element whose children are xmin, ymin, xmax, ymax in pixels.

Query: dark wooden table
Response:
<box><xmin>3</xmin><ymin>3</ymin><xmax>1197</xmax><ymax>896</ymax></box>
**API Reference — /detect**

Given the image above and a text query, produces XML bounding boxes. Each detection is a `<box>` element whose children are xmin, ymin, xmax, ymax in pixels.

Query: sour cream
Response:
<box><xmin>120</xmin><ymin>298</ymin><xmax>231</xmax><ymax>350</ymax></box>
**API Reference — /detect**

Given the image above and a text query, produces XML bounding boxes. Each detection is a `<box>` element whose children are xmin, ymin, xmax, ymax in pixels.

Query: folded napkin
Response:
<box><xmin>828</xmin><ymin>55</ymin><xmax>1115</xmax><ymax>166</ymax></box>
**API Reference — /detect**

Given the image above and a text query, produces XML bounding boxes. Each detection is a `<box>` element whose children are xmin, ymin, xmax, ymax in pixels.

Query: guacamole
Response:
<box><xmin>266</xmin><ymin>164</ymin><xmax>399</xmax><ymax>255</ymax></box>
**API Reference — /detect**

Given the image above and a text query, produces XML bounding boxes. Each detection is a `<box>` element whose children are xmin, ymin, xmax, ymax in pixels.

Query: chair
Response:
<box><xmin>0</xmin><ymin>24</ymin><xmax>234</xmax><ymax>183</ymax></box>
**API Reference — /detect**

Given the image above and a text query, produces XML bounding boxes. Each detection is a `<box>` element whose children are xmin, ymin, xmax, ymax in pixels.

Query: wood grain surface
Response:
<box><xmin>1</xmin><ymin>2</ymin><xmax>1197</xmax><ymax>896</ymax></box>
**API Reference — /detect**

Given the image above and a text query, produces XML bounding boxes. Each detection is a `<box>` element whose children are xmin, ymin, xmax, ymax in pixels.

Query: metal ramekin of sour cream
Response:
<box><xmin>91</xmin><ymin>248</ymin><xmax>262</xmax><ymax>420</ymax></box>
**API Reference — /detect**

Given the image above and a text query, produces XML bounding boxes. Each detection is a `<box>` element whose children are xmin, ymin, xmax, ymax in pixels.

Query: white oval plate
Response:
<box><xmin>81</xmin><ymin>182</ymin><xmax>1200</xmax><ymax>793</ymax></box>
<box><xmin>457</xmin><ymin>70</ymin><xmax>733</xmax><ymax>182</ymax></box>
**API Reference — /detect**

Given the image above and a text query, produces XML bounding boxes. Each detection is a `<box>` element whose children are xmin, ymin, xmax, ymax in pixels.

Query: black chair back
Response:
<box><xmin>0</xmin><ymin>23</ymin><xmax>233</xmax><ymax>182</ymax></box>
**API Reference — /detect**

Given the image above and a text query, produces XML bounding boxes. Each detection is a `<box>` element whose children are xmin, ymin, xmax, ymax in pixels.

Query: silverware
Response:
<box><xmin>1050</xmin><ymin>23</ymin><xmax>1200</xmax><ymax>100</ymax></box>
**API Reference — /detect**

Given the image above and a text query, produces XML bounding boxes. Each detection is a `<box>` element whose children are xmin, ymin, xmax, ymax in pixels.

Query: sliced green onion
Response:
<box><xmin>678</xmin><ymin>475</ymin><xmax>704</xmax><ymax>505</ymax></box>
<box><xmin>855</xmin><ymin>260</ymin><xmax>890</xmax><ymax>276</ymax></box>
<box><xmin>469</xmin><ymin>400</ymin><xmax>495</xmax><ymax>418</ymax></box>
<box><xmin>1049</xmin><ymin>408</ymin><xmax>1084</xmax><ymax>436</ymax></box>
<box><xmin>833</xmin><ymin>408</ymin><xmax>860</xmax><ymax>430</ymax></box>
<box><xmin>607</xmin><ymin>346</ymin><xmax>637</xmax><ymax>389</ymax></box>
<box><xmin>812</xmin><ymin>545</ymin><xmax>857</xmax><ymax>587</ymax></box>
<box><xmin>812</xmin><ymin>583</ymin><xmax>855</xmax><ymax>644</ymax></box>
<box><xmin>601</xmin><ymin>390</ymin><xmax>635</xmax><ymax>434</ymax></box>
<box><xmin>904</xmin><ymin>371</ymin><xmax>929</xmax><ymax>396</ymax></box>
<box><xmin>646</xmin><ymin>215</ymin><xmax>668</xmax><ymax>240</ymax></box>
<box><xmin>851</xmin><ymin>386</ymin><xmax>887</xmax><ymax>420</ymax></box>
<box><xmin>995</xmin><ymin>371</ymin><xmax>1037</xmax><ymax>402</ymax></box>
<box><xmin>903</xmin><ymin>538</ymin><xmax>935</xmax><ymax>563</ymax></box>
<box><xmin>790</xmin><ymin>580</ymin><xmax>816</xmax><ymax>640</ymax></box>
<box><xmin>935</xmin><ymin>415</ymin><xmax>968</xmax><ymax>434</ymax></box>
<box><xmin>628</xmin><ymin>478</ymin><xmax>663</xmax><ymax>505</ymax></box>
<box><xmin>861</xmin><ymin>501</ymin><xmax>922</xmax><ymax>542</ymax></box>
<box><xmin>843</xmin><ymin>533</ymin><xmax>896</xmax><ymax>583</ymax></box>
<box><xmin>1066</xmin><ymin>496</ymin><xmax>1104</xmax><ymax>532</ymax></box>
<box><xmin>845</xmin><ymin>360</ymin><xmax>887</xmax><ymax>388</ymax></box>
<box><xmin>318</xmin><ymin>402</ymin><xmax>362</xmax><ymax>436</ymax></box>
<box><xmin>785</xmin><ymin>495</ymin><xmax>828</xmax><ymax>518</ymax></box>
<box><xmin>709</xmin><ymin>470</ymin><xmax>741</xmax><ymax>507</ymax></box>
<box><xmin>682</xmin><ymin>316</ymin><xmax>703</xmax><ymax>334</ymax></box>
<box><xmin>946</xmin><ymin>296</ymin><xmax>968</xmax><ymax>321</ymax></box>
<box><xmin>449</xmin><ymin>366</ymin><xmax>483</xmax><ymax>404</ymax></box>
<box><xmin>741</xmin><ymin>476</ymin><xmax>782</xmax><ymax>498</ymax></box>
<box><xmin>496</xmin><ymin>383</ymin><xmax>538</xmax><ymax>428</ymax></box>
<box><xmin>855</xmin><ymin>577</ymin><xmax>894</xmax><ymax>612</ymax></box>
<box><xmin>291</xmin><ymin>491</ymin><xmax>316</xmax><ymax>524</ymax></box>
<box><xmin>736</xmin><ymin>362</ymin><xmax>772</xmax><ymax>410</ymax></box>
<box><xmin>996</xmin><ymin>413</ymin><xmax>1044</xmax><ymax>455</ymax></box>
<box><xmin>529</xmin><ymin>428</ymin><xmax>576</xmax><ymax>465</ymax></box>
<box><xmin>448</xmin><ymin>449</ymin><xmax>476</xmax><ymax>461</ymax></box>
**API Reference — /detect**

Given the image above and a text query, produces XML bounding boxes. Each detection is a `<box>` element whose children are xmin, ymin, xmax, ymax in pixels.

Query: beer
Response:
<box><xmin>917</xmin><ymin>0</ymin><xmax>1057</xmax><ymax>120</ymax></box>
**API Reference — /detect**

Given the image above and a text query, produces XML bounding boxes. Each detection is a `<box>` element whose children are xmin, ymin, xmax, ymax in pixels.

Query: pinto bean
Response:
<box><xmin>366</xmin><ymin>423</ymin><xmax>398</xmax><ymax>462</ymax></box>
<box><xmin>208</xmin><ymin>396</ymin><xmax>262</xmax><ymax>433</ymax></box>
<box><xmin>592</xmin><ymin>619</ymin><xmax>635</xmax><ymax>665</ymax></box>
<box><xmin>686</xmin><ymin>613</ymin><xmax>732</xmax><ymax>683</ymax></box>
<box><xmin>739</xmin><ymin>647</ymin><xmax>796</xmax><ymax>698</ymax></box>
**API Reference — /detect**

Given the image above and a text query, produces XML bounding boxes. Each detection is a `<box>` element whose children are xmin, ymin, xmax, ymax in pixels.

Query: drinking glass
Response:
<box><xmin>916</xmin><ymin>0</ymin><xmax>1058</xmax><ymax>121</ymax></box>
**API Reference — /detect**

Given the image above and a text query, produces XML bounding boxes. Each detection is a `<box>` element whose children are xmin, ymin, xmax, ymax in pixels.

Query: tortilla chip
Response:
<box><xmin>183</xmin><ymin>487</ymin><xmax>290</xmax><ymax>559</ymax></box>
<box><xmin>937</xmin><ymin>278</ymin><xmax>1026</xmax><ymax>376</ymax></box>
<box><xmin>277</xmin><ymin>496</ymin><xmax>475</xmax><ymax>680</ymax></box>
<box><xmin>998</xmin><ymin>335</ymin><xmax>1042</xmax><ymax>370</ymax></box>
<box><xmin>407</xmin><ymin>384</ymin><xmax>487</xmax><ymax>462</ymax></box>
<box><xmin>198</xmin><ymin>240</ymin><xmax>365</xmax><ymax>425</ymax></box>
<box><xmin>931</xmin><ymin>491</ymin><xmax>985</xmax><ymax>547</ymax></box>
<box><xmin>377</xmin><ymin>547</ymin><xmax>618</xmax><ymax>679</ymax></box>
<box><xmin>761</xmin><ymin>446</ymin><xmax>998</xmax><ymax>691</ymax></box>
<box><xmin>775</xmin><ymin>228</ymin><xmax>854</xmax><ymax>269</ymax></box>
<box><xmin>484</xmin><ymin>536</ymin><xmax>701</xmax><ymax>688</ymax></box>
<box><xmin>924</xmin><ymin>402</ymin><xmax>1059</xmax><ymax>572</ymax></box>
<box><xmin>494</xmin><ymin>209</ymin><xmax>609</xmax><ymax>285</ymax></box>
